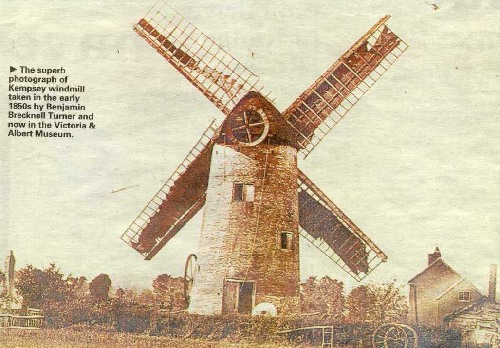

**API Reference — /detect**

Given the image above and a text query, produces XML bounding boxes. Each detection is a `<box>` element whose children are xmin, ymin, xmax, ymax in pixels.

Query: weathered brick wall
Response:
<box><xmin>188</xmin><ymin>143</ymin><xmax>300</xmax><ymax>315</ymax></box>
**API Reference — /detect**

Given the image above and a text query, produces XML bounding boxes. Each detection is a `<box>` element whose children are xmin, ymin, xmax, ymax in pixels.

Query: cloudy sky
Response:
<box><xmin>0</xmin><ymin>0</ymin><xmax>498</xmax><ymax>295</ymax></box>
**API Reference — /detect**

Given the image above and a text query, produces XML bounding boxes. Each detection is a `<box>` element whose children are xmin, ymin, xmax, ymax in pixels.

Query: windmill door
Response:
<box><xmin>222</xmin><ymin>280</ymin><xmax>255</xmax><ymax>314</ymax></box>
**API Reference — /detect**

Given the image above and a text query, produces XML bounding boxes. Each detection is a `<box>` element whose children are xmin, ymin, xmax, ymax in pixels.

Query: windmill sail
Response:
<box><xmin>134</xmin><ymin>0</ymin><xmax>270</xmax><ymax>115</ymax></box>
<box><xmin>121</xmin><ymin>121</ymin><xmax>220</xmax><ymax>260</ymax></box>
<box><xmin>284</xmin><ymin>16</ymin><xmax>408</xmax><ymax>157</ymax></box>
<box><xmin>297</xmin><ymin>170</ymin><xmax>387</xmax><ymax>281</ymax></box>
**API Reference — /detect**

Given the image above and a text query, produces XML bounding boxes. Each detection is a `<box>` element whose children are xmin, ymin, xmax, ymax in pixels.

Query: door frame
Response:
<box><xmin>222</xmin><ymin>278</ymin><xmax>256</xmax><ymax>314</ymax></box>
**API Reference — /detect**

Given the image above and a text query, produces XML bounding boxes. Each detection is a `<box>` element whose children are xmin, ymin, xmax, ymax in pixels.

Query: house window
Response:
<box><xmin>233</xmin><ymin>183</ymin><xmax>254</xmax><ymax>202</ymax></box>
<box><xmin>458</xmin><ymin>291</ymin><xmax>470</xmax><ymax>302</ymax></box>
<box><xmin>280</xmin><ymin>232</ymin><xmax>293</xmax><ymax>250</ymax></box>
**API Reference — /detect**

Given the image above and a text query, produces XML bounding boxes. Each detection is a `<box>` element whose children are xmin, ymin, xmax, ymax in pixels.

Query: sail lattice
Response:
<box><xmin>121</xmin><ymin>121</ymin><xmax>220</xmax><ymax>260</ymax></box>
<box><xmin>298</xmin><ymin>170</ymin><xmax>387</xmax><ymax>281</ymax></box>
<box><xmin>134</xmin><ymin>0</ymin><xmax>270</xmax><ymax>115</ymax></box>
<box><xmin>284</xmin><ymin>16</ymin><xmax>408</xmax><ymax>157</ymax></box>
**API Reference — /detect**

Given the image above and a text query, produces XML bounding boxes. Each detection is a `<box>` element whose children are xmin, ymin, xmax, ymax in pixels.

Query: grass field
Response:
<box><xmin>0</xmin><ymin>329</ymin><xmax>307</xmax><ymax>348</ymax></box>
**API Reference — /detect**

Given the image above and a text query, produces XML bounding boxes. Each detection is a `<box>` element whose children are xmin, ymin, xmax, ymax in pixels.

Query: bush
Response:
<box><xmin>42</xmin><ymin>298</ymin><xmax>151</xmax><ymax>333</ymax></box>
<box><xmin>41</xmin><ymin>299</ymin><xmax>92</xmax><ymax>329</ymax></box>
<box><xmin>114</xmin><ymin>303</ymin><xmax>151</xmax><ymax>333</ymax></box>
<box><xmin>415</xmin><ymin>326</ymin><xmax>462</xmax><ymax>348</ymax></box>
<box><xmin>154</xmin><ymin>313</ymin><xmax>286</xmax><ymax>343</ymax></box>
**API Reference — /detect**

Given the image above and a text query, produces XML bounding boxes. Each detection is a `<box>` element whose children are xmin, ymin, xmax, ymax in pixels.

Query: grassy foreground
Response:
<box><xmin>0</xmin><ymin>329</ymin><xmax>305</xmax><ymax>348</ymax></box>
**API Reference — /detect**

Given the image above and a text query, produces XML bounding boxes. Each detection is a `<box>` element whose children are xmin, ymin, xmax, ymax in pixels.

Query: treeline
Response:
<box><xmin>13</xmin><ymin>263</ymin><xmax>185</xmax><ymax>330</ymax></box>
<box><xmin>301</xmin><ymin>276</ymin><xmax>408</xmax><ymax>323</ymax></box>
<box><xmin>9</xmin><ymin>263</ymin><xmax>407</xmax><ymax>330</ymax></box>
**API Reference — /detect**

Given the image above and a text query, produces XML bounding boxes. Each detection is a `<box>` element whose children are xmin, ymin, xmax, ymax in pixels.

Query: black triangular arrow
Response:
<box><xmin>10</xmin><ymin>66</ymin><xmax>17</xmax><ymax>73</ymax></box>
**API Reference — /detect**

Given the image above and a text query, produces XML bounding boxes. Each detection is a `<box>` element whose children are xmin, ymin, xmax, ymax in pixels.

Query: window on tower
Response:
<box><xmin>233</xmin><ymin>183</ymin><xmax>254</xmax><ymax>202</ymax></box>
<box><xmin>280</xmin><ymin>232</ymin><xmax>293</xmax><ymax>250</ymax></box>
<box><xmin>234</xmin><ymin>183</ymin><xmax>244</xmax><ymax>201</ymax></box>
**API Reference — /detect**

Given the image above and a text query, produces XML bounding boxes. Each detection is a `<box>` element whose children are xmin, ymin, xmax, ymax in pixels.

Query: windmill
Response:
<box><xmin>122</xmin><ymin>1</ymin><xmax>408</xmax><ymax>315</ymax></box>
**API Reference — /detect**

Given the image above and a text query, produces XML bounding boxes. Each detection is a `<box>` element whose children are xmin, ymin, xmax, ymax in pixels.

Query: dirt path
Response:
<box><xmin>0</xmin><ymin>329</ymin><xmax>305</xmax><ymax>348</ymax></box>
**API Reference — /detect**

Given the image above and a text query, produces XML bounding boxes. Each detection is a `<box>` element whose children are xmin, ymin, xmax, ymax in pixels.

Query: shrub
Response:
<box><xmin>415</xmin><ymin>326</ymin><xmax>462</xmax><ymax>348</ymax></box>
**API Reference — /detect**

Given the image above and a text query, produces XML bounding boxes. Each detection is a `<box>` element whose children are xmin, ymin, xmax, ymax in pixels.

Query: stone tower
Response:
<box><xmin>1</xmin><ymin>251</ymin><xmax>20</xmax><ymax>310</ymax></box>
<box><xmin>5</xmin><ymin>251</ymin><xmax>15</xmax><ymax>299</ymax></box>
<box><xmin>188</xmin><ymin>93</ymin><xmax>300</xmax><ymax>315</ymax></box>
<box><xmin>189</xmin><ymin>146</ymin><xmax>300</xmax><ymax>314</ymax></box>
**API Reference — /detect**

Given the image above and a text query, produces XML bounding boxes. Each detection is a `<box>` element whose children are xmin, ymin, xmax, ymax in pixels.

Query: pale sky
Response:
<box><xmin>0</xmin><ymin>0</ymin><xmax>498</xmax><ymax>297</ymax></box>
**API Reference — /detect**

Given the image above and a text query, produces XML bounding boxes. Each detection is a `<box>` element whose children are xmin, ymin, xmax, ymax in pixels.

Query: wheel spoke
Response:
<box><xmin>232</xmin><ymin>125</ymin><xmax>247</xmax><ymax>131</ymax></box>
<box><xmin>246</xmin><ymin>128</ymin><xmax>253</xmax><ymax>142</ymax></box>
<box><xmin>242</xmin><ymin>111</ymin><xmax>249</xmax><ymax>126</ymax></box>
<box><xmin>248</xmin><ymin>121</ymin><xmax>265</xmax><ymax>127</ymax></box>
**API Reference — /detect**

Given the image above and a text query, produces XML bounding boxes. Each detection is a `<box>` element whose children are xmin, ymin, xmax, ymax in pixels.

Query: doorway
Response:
<box><xmin>222</xmin><ymin>280</ymin><xmax>255</xmax><ymax>314</ymax></box>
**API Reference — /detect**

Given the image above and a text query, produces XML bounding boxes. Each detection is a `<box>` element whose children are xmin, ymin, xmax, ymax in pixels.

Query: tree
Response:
<box><xmin>16</xmin><ymin>263</ymin><xmax>87</xmax><ymax>309</ymax></box>
<box><xmin>346</xmin><ymin>285</ymin><xmax>374</xmax><ymax>323</ymax></box>
<box><xmin>115</xmin><ymin>288</ymin><xmax>125</xmax><ymax>299</ymax></box>
<box><xmin>346</xmin><ymin>281</ymin><xmax>408</xmax><ymax>324</ymax></box>
<box><xmin>89</xmin><ymin>274</ymin><xmax>111</xmax><ymax>302</ymax></box>
<box><xmin>151</xmin><ymin>274</ymin><xmax>185</xmax><ymax>311</ymax></box>
<box><xmin>301</xmin><ymin>276</ymin><xmax>345</xmax><ymax>320</ymax></box>
<box><xmin>138</xmin><ymin>289</ymin><xmax>155</xmax><ymax>307</ymax></box>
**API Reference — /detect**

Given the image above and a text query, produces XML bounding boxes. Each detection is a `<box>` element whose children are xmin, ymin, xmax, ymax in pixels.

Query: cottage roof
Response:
<box><xmin>408</xmin><ymin>257</ymin><xmax>461</xmax><ymax>284</ymax></box>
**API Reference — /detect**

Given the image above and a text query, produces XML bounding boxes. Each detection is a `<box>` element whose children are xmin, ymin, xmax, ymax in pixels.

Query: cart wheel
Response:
<box><xmin>372</xmin><ymin>323</ymin><xmax>417</xmax><ymax>348</ymax></box>
<box><xmin>399</xmin><ymin>324</ymin><xmax>418</xmax><ymax>348</ymax></box>
<box><xmin>184</xmin><ymin>254</ymin><xmax>197</xmax><ymax>305</ymax></box>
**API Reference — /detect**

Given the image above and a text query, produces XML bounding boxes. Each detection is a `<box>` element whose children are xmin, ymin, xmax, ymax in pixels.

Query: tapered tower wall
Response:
<box><xmin>188</xmin><ymin>143</ymin><xmax>300</xmax><ymax>315</ymax></box>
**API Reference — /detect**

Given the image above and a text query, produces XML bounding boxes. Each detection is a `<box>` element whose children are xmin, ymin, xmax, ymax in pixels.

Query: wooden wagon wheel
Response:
<box><xmin>184</xmin><ymin>254</ymin><xmax>197</xmax><ymax>304</ymax></box>
<box><xmin>372</xmin><ymin>323</ymin><xmax>417</xmax><ymax>348</ymax></box>
<box><xmin>398</xmin><ymin>324</ymin><xmax>418</xmax><ymax>348</ymax></box>
<box><xmin>228</xmin><ymin>107</ymin><xmax>269</xmax><ymax>146</ymax></box>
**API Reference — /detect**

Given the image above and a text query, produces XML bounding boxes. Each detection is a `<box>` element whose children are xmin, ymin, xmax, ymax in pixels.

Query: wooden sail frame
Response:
<box><xmin>121</xmin><ymin>121</ymin><xmax>220</xmax><ymax>259</ymax></box>
<box><xmin>134</xmin><ymin>0</ymin><xmax>271</xmax><ymax>116</ymax></box>
<box><xmin>283</xmin><ymin>16</ymin><xmax>408</xmax><ymax>157</ymax></box>
<box><xmin>298</xmin><ymin>170</ymin><xmax>387</xmax><ymax>281</ymax></box>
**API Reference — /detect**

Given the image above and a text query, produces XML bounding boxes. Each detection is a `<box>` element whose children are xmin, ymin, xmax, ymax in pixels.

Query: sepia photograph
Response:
<box><xmin>1</xmin><ymin>0</ymin><xmax>498</xmax><ymax>346</ymax></box>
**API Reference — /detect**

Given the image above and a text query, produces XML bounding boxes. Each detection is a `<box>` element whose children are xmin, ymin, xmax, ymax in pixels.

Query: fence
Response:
<box><xmin>0</xmin><ymin>312</ymin><xmax>44</xmax><ymax>329</ymax></box>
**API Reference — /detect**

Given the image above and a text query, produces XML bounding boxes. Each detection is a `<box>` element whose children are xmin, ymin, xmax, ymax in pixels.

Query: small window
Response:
<box><xmin>233</xmin><ymin>183</ymin><xmax>254</xmax><ymax>202</ymax></box>
<box><xmin>458</xmin><ymin>291</ymin><xmax>470</xmax><ymax>302</ymax></box>
<box><xmin>280</xmin><ymin>232</ymin><xmax>293</xmax><ymax>250</ymax></box>
<box><xmin>234</xmin><ymin>183</ymin><xmax>244</xmax><ymax>201</ymax></box>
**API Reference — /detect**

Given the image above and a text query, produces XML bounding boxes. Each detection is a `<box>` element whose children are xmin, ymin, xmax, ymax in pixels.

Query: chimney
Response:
<box><xmin>489</xmin><ymin>264</ymin><xmax>497</xmax><ymax>302</ymax></box>
<box><xmin>428</xmin><ymin>247</ymin><xmax>441</xmax><ymax>266</ymax></box>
